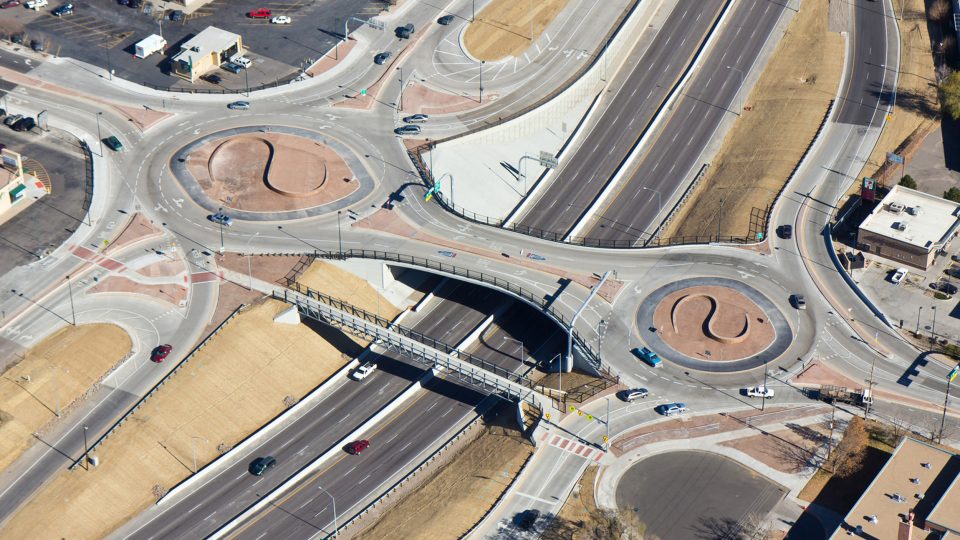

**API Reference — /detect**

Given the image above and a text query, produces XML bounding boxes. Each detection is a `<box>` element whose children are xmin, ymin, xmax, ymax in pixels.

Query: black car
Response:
<box><xmin>129</xmin><ymin>0</ymin><xmax>142</xmax><ymax>8</ymax></box>
<box><xmin>117</xmin><ymin>0</ymin><xmax>128</xmax><ymax>5</ymax></box>
<box><xmin>204</xmin><ymin>73</ymin><xmax>222</xmax><ymax>84</ymax></box>
<box><xmin>374</xmin><ymin>51</ymin><xmax>391</xmax><ymax>65</ymax></box>
<box><xmin>170</xmin><ymin>9</ymin><xmax>184</xmax><ymax>21</ymax></box>
<box><xmin>931</xmin><ymin>281</ymin><xmax>958</xmax><ymax>295</ymax></box>
<box><xmin>10</xmin><ymin>33</ymin><xmax>24</xmax><ymax>44</ymax></box>
<box><xmin>52</xmin><ymin>3</ymin><xmax>73</xmax><ymax>15</ymax></box>
<box><xmin>13</xmin><ymin>117</ymin><xmax>35</xmax><ymax>132</ymax></box>
<box><xmin>777</xmin><ymin>224</ymin><xmax>793</xmax><ymax>239</ymax></box>
<box><xmin>249</xmin><ymin>456</ymin><xmax>277</xmax><ymax>476</ymax></box>
<box><xmin>30</xmin><ymin>39</ymin><xmax>44</xmax><ymax>52</ymax></box>
<box><xmin>437</xmin><ymin>15</ymin><xmax>454</xmax><ymax>25</ymax></box>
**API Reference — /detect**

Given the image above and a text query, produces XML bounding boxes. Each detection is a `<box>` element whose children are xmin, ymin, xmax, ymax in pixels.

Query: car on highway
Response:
<box><xmin>248</xmin><ymin>7</ymin><xmax>270</xmax><ymax>18</ymax></box>
<box><xmin>617</xmin><ymin>388</ymin><xmax>649</xmax><ymax>402</ymax></box>
<box><xmin>104</xmin><ymin>136</ymin><xmax>123</xmax><ymax>152</ymax></box>
<box><xmin>394</xmin><ymin>125</ymin><xmax>421</xmax><ymax>136</ymax></box>
<box><xmin>931</xmin><ymin>281</ymin><xmax>958</xmax><ymax>295</ymax></box>
<box><xmin>351</xmin><ymin>361</ymin><xmax>377</xmax><ymax>381</ymax></box>
<box><xmin>1</xmin><ymin>0</ymin><xmax>21</xmax><ymax>9</ymax></box>
<box><xmin>374</xmin><ymin>51</ymin><xmax>391</xmax><ymax>65</ymax></box>
<box><xmin>271</xmin><ymin>15</ymin><xmax>291</xmax><ymax>24</ymax></box>
<box><xmin>52</xmin><ymin>2</ymin><xmax>72</xmax><ymax>15</ymax></box>
<box><xmin>248</xmin><ymin>456</ymin><xmax>277</xmax><ymax>476</ymax></box>
<box><xmin>25</xmin><ymin>0</ymin><xmax>47</xmax><ymax>9</ymax></box>
<box><xmin>657</xmin><ymin>403</ymin><xmax>687</xmax><ymax>416</ymax></box>
<box><xmin>402</xmin><ymin>114</ymin><xmax>429</xmax><ymax>123</ymax></box>
<box><xmin>346</xmin><ymin>439</ymin><xmax>370</xmax><ymax>455</ymax></box>
<box><xmin>891</xmin><ymin>267</ymin><xmax>908</xmax><ymax>285</ymax></box>
<box><xmin>169</xmin><ymin>9</ymin><xmax>184</xmax><ymax>21</ymax></box>
<box><xmin>437</xmin><ymin>14</ymin><xmax>454</xmax><ymax>25</ymax></box>
<box><xmin>227</xmin><ymin>101</ymin><xmax>250</xmax><ymax>110</ymax></box>
<box><xmin>789</xmin><ymin>294</ymin><xmax>806</xmax><ymax>310</ymax></box>
<box><xmin>777</xmin><ymin>225</ymin><xmax>792</xmax><ymax>239</ymax></box>
<box><xmin>745</xmin><ymin>386</ymin><xmax>774</xmax><ymax>399</ymax></box>
<box><xmin>631</xmin><ymin>346</ymin><xmax>662</xmax><ymax>368</ymax></box>
<box><xmin>150</xmin><ymin>344</ymin><xmax>172</xmax><ymax>363</ymax></box>
<box><xmin>208</xmin><ymin>212</ymin><xmax>233</xmax><ymax>226</ymax></box>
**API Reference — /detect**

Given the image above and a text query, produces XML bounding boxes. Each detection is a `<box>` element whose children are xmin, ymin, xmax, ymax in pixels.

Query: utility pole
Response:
<box><xmin>95</xmin><ymin>112</ymin><xmax>104</xmax><ymax>157</ymax></box>
<box><xmin>66</xmin><ymin>275</ymin><xmax>76</xmax><ymax>326</ymax></box>
<box><xmin>479</xmin><ymin>60</ymin><xmax>485</xmax><ymax>103</ymax></box>
<box><xmin>83</xmin><ymin>425</ymin><xmax>89</xmax><ymax>470</ymax></box>
<box><xmin>566</xmin><ymin>271</ymin><xmax>610</xmax><ymax>374</ymax></box>
<box><xmin>939</xmin><ymin>367</ymin><xmax>958</xmax><ymax>444</ymax></box>
<box><xmin>217</xmin><ymin>206</ymin><xmax>225</xmax><ymax>255</ymax></box>
<box><xmin>397</xmin><ymin>66</ymin><xmax>403</xmax><ymax>111</ymax></box>
<box><xmin>865</xmin><ymin>353</ymin><xmax>877</xmax><ymax>419</ymax></box>
<box><xmin>762</xmin><ymin>368</ymin><xmax>768</xmax><ymax>412</ymax></box>
<box><xmin>917</xmin><ymin>306</ymin><xmax>923</xmax><ymax>336</ymax></box>
<box><xmin>337</xmin><ymin>210</ymin><xmax>343</xmax><ymax>256</ymax></box>
<box><xmin>932</xmin><ymin>306</ymin><xmax>938</xmax><ymax>341</ymax></box>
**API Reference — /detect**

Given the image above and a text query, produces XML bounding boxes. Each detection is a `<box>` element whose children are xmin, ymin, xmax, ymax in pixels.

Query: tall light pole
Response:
<box><xmin>397</xmin><ymin>66</ymin><xmax>403</xmax><ymax>111</ymax></box>
<box><xmin>190</xmin><ymin>436</ymin><xmax>207</xmax><ymax>473</ymax></box>
<box><xmin>502</xmin><ymin>336</ymin><xmax>525</xmax><ymax>365</ymax></box>
<box><xmin>642</xmin><ymin>186</ymin><xmax>662</xmax><ymax>216</ymax></box>
<box><xmin>726</xmin><ymin>65</ymin><xmax>744</xmax><ymax>116</ymax></box>
<box><xmin>66</xmin><ymin>275</ymin><xmax>76</xmax><ymax>326</ymax></box>
<box><xmin>95</xmin><ymin>112</ymin><xmax>104</xmax><ymax>157</ymax></box>
<box><xmin>337</xmin><ymin>211</ymin><xmax>343</xmax><ymax>256</ymax></box>
<box><xmin>479</xmin><ymin>60</ymin><xmax>485</xmax><ymax>103</ymax></box>
<box><xmin>932</xmin><ymin>306</ymin><xmax>938</xmax><ymax>341</ymax></box>
<box><xmin>917</xmin><ymin>306</ymin><xmax>923</xmax><ymax>336</ymax></box>
<box><xmin>82</xmin><ymin>425</ymin><xmax>89</xmax><ymax>470</ymax></box>
<box><xmin>939</xmin><ymin>367</ymin><xmax>958</xmax><ymax>444</ymax></box>
<box><xmin>245</xmin><ymin>232</ymin><xmax>259</xmax><ymax>291</ymax></box>
<box><xmin>316</xmin><ymin>485</ymin><xmax>338</xmax><ymax>537</ymax></box>
<box><xmin>217</xmin><ymin>207</ymin><xmax>225</xmax><ymax>255</ymax></box>
<box><xmin>761</xmin><ymin>367</ymin><xmax>768</xmax><ymax>412</ymax></box>
<box><xmin>277</xmin><ymin>225</ymin><xmax>326</xmax><ymax>254</ymax></box>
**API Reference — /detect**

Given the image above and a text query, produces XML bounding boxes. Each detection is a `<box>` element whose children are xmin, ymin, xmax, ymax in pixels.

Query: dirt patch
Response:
<box><xmin>353</xmin><ymin>417</ymin><xmax>533</xmax><ymax>540</ymax></box>
<box><xmin>859</xmin><ymin>0</ymin><xmax>939</xmax><ymax>186</ymax></box>
<box><xmin>664</xmin><ymin>0</ymin><xmax>843</xmax><ymax>238</ymax></box>
<box><xmin>721</xmin><ymin>423</ymin><xmax>831</xmax><ymax>473</ymax></box>
<box><xmin>1</xmin><ymin>297</ymin><xmax>378</xmax><ymax>540</ymax></box>
<box><xmin>0</xmin><ymin>324</ymin><xmax>131</xmax><ymax>472</ymax></box>
<box><xmin>185</xmin><ymin>132</ymin><xmax>358</xmax><ymax>212</ymax></box>
<box><xmin>88</xmin><ymin>276</ymin><xmax>188</xmax><ymax>307</ymax></box>
<box><xmin>463</xmin><ymin>0</ymin><xmax>570</xmax><ymax>61</ymax></box>
<box><xmin>297</xmin><ymin>260</ymin><xmax>402</xmax><ymax>320</ymax></box>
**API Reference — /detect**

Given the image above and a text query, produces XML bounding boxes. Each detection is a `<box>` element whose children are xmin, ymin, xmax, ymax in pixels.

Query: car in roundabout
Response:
<box><xmin>226</xmin><ymin>101</ymin><xmax>250</xmax><ymax>110</ymax></box>
<box><xmin>150</xmin><ymin>344</ymin><xmax>172</xmax><ymax>363</ymax></box>
<box><xmin>617</xmin><ymin>388</ymin><xmax>649</xmax><ymax>402</ymax></box>
<box><xmin>208</xmin><ymin>211</ymin><xmax>233</xmax><ymax>226</ymax></box>
<box><xmin>745</xmin><ymin>386</ymin><xmax>774</xmax><ymax>399</ymax></box>
<box><xmin>656</xmin><ymin>403</ymin><xmax>687</xmax><ymax>416</ymax></box>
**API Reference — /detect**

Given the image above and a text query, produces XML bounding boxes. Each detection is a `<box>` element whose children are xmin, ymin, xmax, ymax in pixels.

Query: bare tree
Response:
<box><xmin>828</xmin><ymin>416</ymin><xmax>867</xmax><ymax>478</ymax></box>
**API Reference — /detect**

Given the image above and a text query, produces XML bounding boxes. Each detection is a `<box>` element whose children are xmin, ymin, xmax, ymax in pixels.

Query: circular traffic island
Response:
<box><xmin>636</xmin><ymin>277</ymin><xmax>792</xmax><ymax>372</ymax></box>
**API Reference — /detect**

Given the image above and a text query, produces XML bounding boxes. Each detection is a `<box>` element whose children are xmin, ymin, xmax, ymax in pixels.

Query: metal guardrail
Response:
<box><xmin>69</xmin><ymin>304</ymin><xmax>246</xmax><ymax>470</ymax></box>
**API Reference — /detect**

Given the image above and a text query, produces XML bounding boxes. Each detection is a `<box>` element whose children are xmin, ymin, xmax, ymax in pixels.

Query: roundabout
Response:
<box><xmin>636</xmin><ymin>277</ymin><xmax>793</xmax><ymax>373</ymax></box>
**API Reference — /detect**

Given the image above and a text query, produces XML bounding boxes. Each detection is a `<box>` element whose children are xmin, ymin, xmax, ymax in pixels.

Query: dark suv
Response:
<box><xmin>249</xmin><ymin>456</ymin><xmax>277</xmax><ymax>476</ymax></box>
<box><xmin>12</xmin><ymin>117</ymin><xmax>35</xmax><ymax>132</ymax></box>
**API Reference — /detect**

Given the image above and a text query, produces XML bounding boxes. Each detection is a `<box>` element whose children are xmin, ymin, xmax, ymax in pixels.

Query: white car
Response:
<box><xmin>891</xmin><ymin>267</ymin><xmax>908</xmax><ymax>285</ymax></box>
<box><xmin>26</xmin><ymin>0</ymin><xmax>47</xmax><ymax>9</ymax></box>
<box><xmin>233</xmin><ymin>56</ymin><xmax>252</xmax><ymax>68</ymax></box>
<box><xmin>746</xmin><ymin>386</ymin><xmax>775</xmax><ymax>399</ymax></box>
<box><xmin>271</xmin><ymin>15</ymin><xmax>291</xmax><ymax>24</ymax></box>
<box><xmin>351</xmin><ymin>361</ymin><xmax>377</xmax><ymax>381</ymax></box>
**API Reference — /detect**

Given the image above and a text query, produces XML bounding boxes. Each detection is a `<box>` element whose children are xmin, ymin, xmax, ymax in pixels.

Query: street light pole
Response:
<box><xmin>502</xmin><ymin>336</ymin><xmax>525</xmax><ymax>365</ymax></box>
<box><xmin>397</xmin><ymin>66</ymin><xmax>403</xmax><ymax>111</ymax></box>
<box><xmin>939</xmin><ymin>372</ymin><xmax>955</xmax><ymax>444</ymax></box>
<box><xmin>642</xmin><ymin>186</ymin><xmax>662</xmax><ymax>216</ymax></box>
<box><xmin>245</xmin><ymin>232</ymin><xmax>259</xmax><ymax>291</ymax></box>
<box><xmin>917</xmin><ymin>306</ymin><xmax>923</xmax><ymax>336</ymax></box>
<box><xmin>82</xmin><ymin>425</ymin><xmax>89</xmax><ymax>470</ymax></box>
<box><xmin>189</xmin><ymin>436</ymin><xmax>207</xmax><ymax>473</ymax></box>
<box><xmin>337</xmin><ymin>210</ymin><xmax>343</xmax><ymax>256</ymax></box>
<box><xmin>762</xmin><ymin>367</ymin><xmax>768</xmax><ymax>412</ymax></box>
<box><xmin>479</xmin><ymin>60</ymin><xmax>485</xmax><ymax>103</ymax></box>
<box><xmin>217</xmin><ymin>206</ymin><xmax>225</xmax><ymax>255</ymax></box>
<box><xmin>316</xmin><ymin>485</ymin><xmax>338</xmax><ymax>537</ymax></box>
<box><xmin>66</xmin><ymin>275</ymin><xmax>76</xmax><ymax>326</ymax></box>
<box><xmin>95</xmin><ymin>112</ymin><xmax>103</xmax><ymax>157</ymax></box>
<box><xmin>932</xmin><ymin>306</ymin><xmax>938</xmax><ymax>341</ymax></box>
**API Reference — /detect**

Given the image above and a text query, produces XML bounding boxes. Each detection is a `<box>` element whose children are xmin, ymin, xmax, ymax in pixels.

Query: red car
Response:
<box><xmin>151</xmin><ymin>344</ymin><xmax>172</xmax><ymax>363</ymax></box>
<box><xmin>346</xmin><ymin>440</ymin><xmax>370</xmax><ymax>455</ymax></box>
<box><xmin>1</xmin><ymin>0</ymin><xmax>22</xmax><ymax>8</ymax></box>
<box><xmin>248</xmin><ymin>8</ymin><xmax>270</xmax><ymax>18</ymax></box>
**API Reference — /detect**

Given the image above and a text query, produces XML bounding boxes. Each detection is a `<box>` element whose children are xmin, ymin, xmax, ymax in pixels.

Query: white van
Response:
<box><xmin>26</xmin><ymin>0</ymin><xmax>48</xmax><ymax>9</ymax></box>
<box><xmin>232</xmin><ymin>56</ymin><xmax>252</xmax><ymax>69</ymax></box>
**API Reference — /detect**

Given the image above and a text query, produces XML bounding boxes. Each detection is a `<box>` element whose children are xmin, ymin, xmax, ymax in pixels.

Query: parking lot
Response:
<box><xmin>0</xmin><ymin>0</ymin><xmax>390</xmax><ymax>88</ymax></box>
<box><xmin>0</xmin><ymin>118</ymin><xmax>89</xmax><ymax>276</ymax></box>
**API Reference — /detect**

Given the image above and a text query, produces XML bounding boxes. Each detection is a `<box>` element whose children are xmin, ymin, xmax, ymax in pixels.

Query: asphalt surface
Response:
<box><xmin>515</xmin><ymin>0</ymin><xmax>726</xmax><ymax>236</ymax></box>
<box><xmin>585</xmin><ymin>0</ymin><xmax>788</xmax><ymax>244</ymax></box>
<box><xmin>127</xmin><ymin>280</ymin><xmax>509</xmax><ymax>539</ymax></box>
<box><xmin>616</xmin><ymin>450</ymin><xmax>786</xmax><ymax>540</ymax></box>
<box><xmin>0</xmin><ymin>125</ymin><xmax>89</xmax><ymax>275</ymax></box>
<box><xmin>834</xmin><ymin>0</ymin><xmax>891</xmax><ymax>126</ymax></box>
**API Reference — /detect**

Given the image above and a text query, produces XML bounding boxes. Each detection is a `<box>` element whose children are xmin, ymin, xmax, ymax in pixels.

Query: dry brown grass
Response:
<box><xmin>298</xmin><ymin>261</ymin><xmax>400</xmax><ymax>320</ymax></box>
<box><xmin>665</xmin><ymin>0</ymin><xmax>843</xmax><ymax>238</ymax></box>
<box><xmin>0</xmin><ymin>324</ymin><xmax>131</xmax><ymax>472</ymax></box>
<box><xmin>463</xmin><ymin>0</ymin><xmax>569</xmax><ymax>61</ymax></box>
<box><xmin>3</xmin><ymin>263</ymin><xmax>399</xmax><ymax>540</ymax></box>
<box><xmin>353</xmin><ymin>422</ymin><xmax>533</xmax><ymax>540</ymax></box>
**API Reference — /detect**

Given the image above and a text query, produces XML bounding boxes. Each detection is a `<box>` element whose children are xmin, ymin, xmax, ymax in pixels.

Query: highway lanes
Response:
<box><xmin>515</xmin><ymin>0</ymin><xmax>726</xmax><ymax>235</ymax></box>
<box><xmin>584</xmin><ymin>0</ymin><xmax>789</xmax><ymax>244</ymax></box>
<box><xmin>833</xmin><ymin>0</ymin><xmax>893</xmax><ymax>126</ymax></box>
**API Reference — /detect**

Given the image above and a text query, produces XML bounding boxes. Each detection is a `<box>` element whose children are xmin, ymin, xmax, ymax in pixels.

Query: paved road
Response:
<box><xmin>515</xmin><ymin>0</ymin><xmax>725</xmax><ymax>236</ymax></box>
<box><xmin>833</xmin><ymin>0</ymin><xmax>892</xmax><ymax>126</ymax></box>
<box><xmin>584</xmin><ymin>0</ymin><xmax>788</xmax><ymax>244</ymax></box>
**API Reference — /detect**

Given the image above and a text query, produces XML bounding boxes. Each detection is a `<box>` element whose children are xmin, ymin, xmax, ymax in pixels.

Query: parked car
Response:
<box><xmin>233</xmin><ymin>56</ymin><xmax>252</xmax><ymax>68</ymax></box>
<box><xmin>351</xmin><ymin>361</ymin><xmax>377</xmax><ymax>381</ymax></box>
<box><xmin>248</xmin><ymin>7</ymin><xmax>270</xmax><ymax>18</ymax></box>
<box><xmin>891</xmin><ymin>267</ymin><xmax>908</xmax><ymax>285</ymax></box>
<box><xmin>271</xmin><ymin>15</ymin><xmax>291</xmax><ymax>24</ymax></box>
<box><xmin>129</xmin><ymin>0</ymin><xmax>142</xmax><ymax>8</ymax></box>
<box><xmin>402</xmin><ymin>114</ymin><xmax>429</xmax><ymax>123</ymax></box>
<box><xmin>248</xmin><ymin>456</ymin><xmax>277</xmax><ymax>476</ymax></box>
<box><xmin>437</xmin><ymin>14</ymin><xmax>454</xmax><ymax>25</ymax></box>
<box><xmin>52</xmin><ymin>2</ymin><xmax>72</xmax><ymax>15</ymax></box>
<box><xmin>13</xmin><ymin>117</ymin><xmax>35</xmax><ymax>132</ymax></box>
<box><xmin>222</xmin><ymin>62</ymin><xmax>243</xmax><ymax>74</ymax></box>
<box><xmin>150</xmin><ymin>344</ymin><xmax>172</xmax><ymax>363</ymax></box>
<box><xmin>953</xmin><ymin>254</ymin><xmax>960</xmax><ymax>263</ymax></box>
<box><xmin>4</xmin><ymin>114</ymin><xmax>23</xmax><ymax>127</ymax></box>
<box><xmin>25</xmin><ymin>0</ymin><xmax>47</xmax><ymax>9</ymax></box>
<box><xmin>657</xmin><ymin>403</ymin><xmax>687</xmax><ymax>416</ymax></box>
<box><xmin>1</xmin><ymin>0</ymin><xmax>22</xmax><ymax>9</ymax></box>
<box><xmin>346</xmin><ymin>439</ymin><xmax>370</xmax><ymax>455</ymax></box>
<box><xmin>30</xmin><ymin>39</ymin><xmax>44</xmax><ymax>52</ymax></box>
<box><xmin>169</xmin><ymin>9</ymin><xmax>184</xmax><ymax>21</ymax></box>
<box><xmin>515</xmin><ymin>509</ymin><xmax>540</xmax><ymax>530</ymax></box>
<box><xmin>203</xmin><ymin>73</ymin><xmax>222</xmax><ymax>84</ymax></box>
<box><xmin>226</xmin><ymin>100</ymin><xmax>250</xmax><ymax>110</ymax></box>
<box><xmin>10</xmin><ymin>33</ymin><xmax>24</xmax><ymax>44</ymax></box>
<box><xmin>777</xmin><ymin>224</ymin><xmax>792</xmax><ymax>239</ymax></box>
<box><xmin>104</xmin><ymin>136</ymin><xmax>123</xmax><ymax>152</ymax></box>
<box><xmin>394</xmin><ymin>125</ymin><xmax>421</xmax><ymax>135</ymax></box>
<box><xmin>617</xmin><ymin>388</ymin><xmax>649</xmax><ymax>402</ymax></box>
<box><xmin>208</xmin><ymin>211</ymin><xmax>233</xmax><ymax>226</ymax></box>
<box><xmin>631</xmin><ymin>346</ymin><xmax>662</xmax><ymax>368</ymax></box>
<box><xmin>374</xmin><ymin>51</ymin><xmax>391</xmax><ymax>65</ymax></box>
<box><xmin>118</xmin><ymin>0</ymin><xmax>129</xmax><ymax>5</ymax></box>
<box><xmin>789</xmin><ymin>294</ymin><xmax>806</xmax><ymax>310</ymax></box>
<box><xmin>746</xmin><ymin>386</ymin><xmax>775</xmax><ymax>399</ymax></box>
<box><xmin>931</xmin><ymin>281</ymin><xmax>958</xmax><ymax>295</ymax></box>
<box><xmin>395</xmin><ymin>23</ymin><xmax>414</xmax><ymax>39</ymax></box>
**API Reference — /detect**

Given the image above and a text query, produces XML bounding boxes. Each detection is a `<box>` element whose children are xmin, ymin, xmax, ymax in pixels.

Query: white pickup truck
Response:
<box><xmin>351</xmin><ymin>361</ymin><xmax>377</xmax><ymax>381</ymax></box>
<box><xmin>746</xmin><ymin>386</ymin><xmax>775</xmax><ymax>399</ymax></box>
<box><xmin>26</xmin><ymin>0</ymin><xmax>48</xmax><ymax>9</ymax></box>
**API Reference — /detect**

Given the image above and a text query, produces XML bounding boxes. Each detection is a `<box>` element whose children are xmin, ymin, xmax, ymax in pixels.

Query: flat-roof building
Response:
<box><xmin>170</xmin><ymin>26</ymin><xmax>242</xmax><ymax>82</ymax></box>
<box><xmin>858</xmin><ymin>185</ymin><xmax>960</xmax><ymax>270</ymax></box>
<box><xmin>0</xmin><ymin>148</ymin><xmax>27</xmax><ymax>216</ymax></box>
<box><xmin>830</xmin><ymin>437</ymin><xmax>960</xmax><ymax>539</ymax></box>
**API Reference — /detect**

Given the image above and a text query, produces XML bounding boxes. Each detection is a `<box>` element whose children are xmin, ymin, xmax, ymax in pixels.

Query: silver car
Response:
<box><xmin>617</xmin><ymin>388</ymin><xmax>649</xmax><ymax>402</ymax></box>
<box><xmin>394</xmin><ymin>124</ymin><xmax>421</xmax><ymax>135</ymax></box>
<box><xmin>227</xmin><ymin>101</ymin><xmax>250</xmax><ymax>110</ymax></box>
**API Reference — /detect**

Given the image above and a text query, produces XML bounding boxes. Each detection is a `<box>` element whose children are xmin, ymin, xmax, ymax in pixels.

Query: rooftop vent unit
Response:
<box><xmin>911</xmin><ymin>478</ymin><xmax>920</xmax><ymax>484</ymax></box>
<box><xmin>893</xmin><ymin>222</ymin><xmax>907</xmax><ymax>232</ymax></box>
<box><xmin>907</xmin><ymin>205</ymin><xmax>921</xmax><ymax>216</ymax></box>
<box><xmin>190</xmin><ymin>46</ymin><xmax>202</xmax><ymax>52</ymax></box>
<box><xmin>892</xmin><ymin>493</ymin><xmax>906</xmax><ymax>503</ymax></box>
<box><xmin>922</xmin><ymin>462</ymin><xmax>932</xmax><ymax>469</ymax></box>
<box><xmin>867</xmin><ymin>515</ymin><xmax>878</xmax><ymax>524</ymax></box>
<box><xmin>889</xmin><ymin>202</ymin><xmax>905</xmax><ymax>214</ymax></box>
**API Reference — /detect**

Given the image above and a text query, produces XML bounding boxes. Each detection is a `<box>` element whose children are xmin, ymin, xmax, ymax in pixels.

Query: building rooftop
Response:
<box><xmin>172</xmin><ymin>26</ymin><xmax>240</xmax><ymax>67</ymax></box>
<box><xmin>859</xmin><ymin>184</ymin><xmax>960</xmax><ymax>250</ymax></box>
<box><xmin>831</xmin><ymin>437</ymin><xmax>960</xmax><ymax>539</ymax></box>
